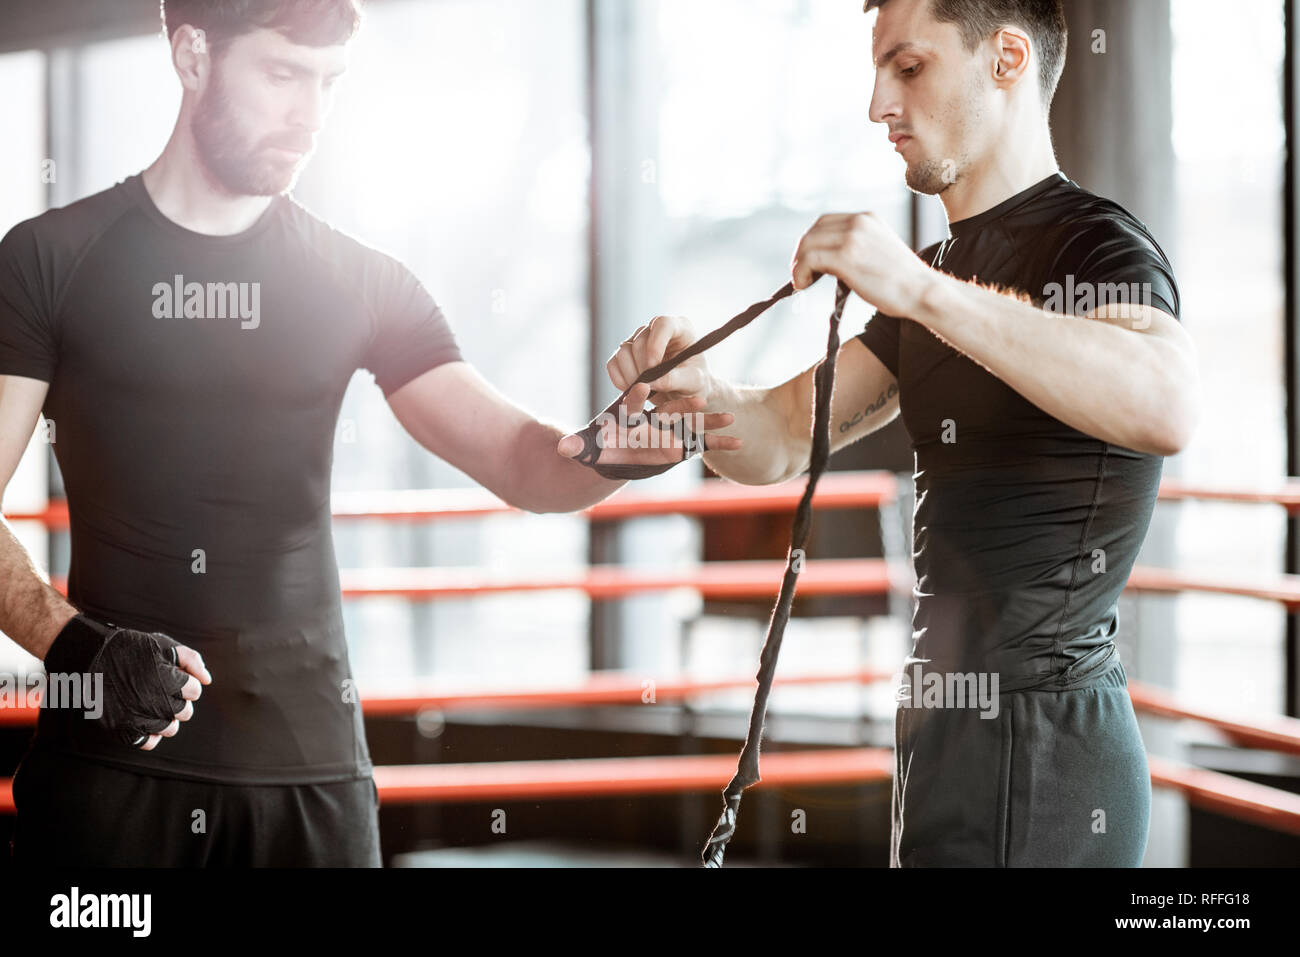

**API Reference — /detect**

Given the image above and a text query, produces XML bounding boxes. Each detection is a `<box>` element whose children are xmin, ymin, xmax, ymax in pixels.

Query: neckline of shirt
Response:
<box><xmin>124</xmin><ymin>172</ymin><xmax>285</xmax><ymax>246</ymax></box>
<box><xmin>946</xmin><ymin>171</ymin><xmax>1071</xmax><ymax>239</ymax></box>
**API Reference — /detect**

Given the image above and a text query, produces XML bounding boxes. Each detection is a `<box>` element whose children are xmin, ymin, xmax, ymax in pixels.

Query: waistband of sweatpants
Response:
<box><xmin>901</xmin><ymin>641</ymin><xmax>1126</xmax><ymax>696</ymax></box>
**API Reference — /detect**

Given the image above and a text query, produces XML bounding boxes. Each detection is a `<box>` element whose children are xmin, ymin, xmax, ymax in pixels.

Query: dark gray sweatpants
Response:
<box><xmin>8</xmin><ymin>744</ymin><xmax>382</xmax><ymax>867</ymax></box>
<box><xmin>890</xmin><ymin>654</ymin><xmax>1150</xmax><ymax>867</ymax></box>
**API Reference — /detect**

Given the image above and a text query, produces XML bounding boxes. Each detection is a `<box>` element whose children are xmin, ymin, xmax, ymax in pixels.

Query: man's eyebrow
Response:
<box><xmin>875</xmin><ymin>41</ymin><xmax>925</xmax><ymax>68</ymax></box>
<box><xmin>263</xmin><ymin>57</ymin><xmax>346</xmax><ymax>79</ymax></box>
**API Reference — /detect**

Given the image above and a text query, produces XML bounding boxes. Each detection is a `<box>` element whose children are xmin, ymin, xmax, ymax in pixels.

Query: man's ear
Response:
<box><xmin>992</xmin><ymin>26</ymin><xmax>1032</xmax><ymax>89</ymax></box>
<box><xmin>172</xmin><ymin>24</ymin><xmax>212</xmax><ymax>94</ymax></box>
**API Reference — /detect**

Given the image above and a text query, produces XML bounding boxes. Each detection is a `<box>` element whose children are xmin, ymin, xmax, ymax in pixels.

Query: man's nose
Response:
<box><xmin>868</xmin><ymin>76</ymin><xmax>899</xmax><ymax>125</ymax></box>
<box><xmin>289</xmin><ymin>85</ymin><xmax>328</xmax><ymax>135</ymax></box>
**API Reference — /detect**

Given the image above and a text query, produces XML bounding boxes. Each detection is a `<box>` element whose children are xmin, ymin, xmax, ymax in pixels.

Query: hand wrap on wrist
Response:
<box><xmin>42</xmin><ymin>614</ymin><xmax>189</xmax><ymax>749</ymax></box>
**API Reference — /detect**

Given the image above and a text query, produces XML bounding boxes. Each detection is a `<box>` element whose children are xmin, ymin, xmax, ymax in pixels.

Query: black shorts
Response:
<box><xmin>891</xmin><ymin>652</ymin><xmax>1151</xmax><ymax>867</ymax></box>
<box><xmin>8</xmin><ymin>745</ymin><xmax>382</xmax><ymax>867</ymax></box>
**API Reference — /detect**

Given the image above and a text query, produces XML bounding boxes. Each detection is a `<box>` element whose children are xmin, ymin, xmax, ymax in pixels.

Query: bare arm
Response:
<box><xmin>702</xmin><ymin>337</ymin><xmax>899</xmax><ymax>485</ymax></box>
<box><xmin>0</xmin><ymin>374</ymin><xmax>76</xmax><ymax>660</ymax></box>
<box><xmin>387</xmin><ymin>361</ymin><xmax>625</xmax><ymax>513</ymax></box>
<box><xmin>791</xmin><ymin>211</ymin><xmax>1199</xmax><ymax>457</ymax></box>
<box><xmin>914</xmin><ymin>274</ymin><xmax>1198</xmax><ymax>455</ymax></box>
<box><xmin>387</xmin><ymin>360</ymin><xmax>741</xmax><ymax>514</ymax></box>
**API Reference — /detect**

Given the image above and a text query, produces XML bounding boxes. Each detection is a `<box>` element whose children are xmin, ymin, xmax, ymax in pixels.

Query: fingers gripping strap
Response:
<box><xmin>575</xmin><ymin>409</ymin><xmax>711</xmax><ymax>480</ymax></box>
<box><xmin>572</xmin><ymin>282</ymin><xmax>798</xmax><ymax>481</ymax></box>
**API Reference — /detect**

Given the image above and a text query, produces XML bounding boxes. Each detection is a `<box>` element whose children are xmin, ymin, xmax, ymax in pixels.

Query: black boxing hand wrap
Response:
<box><xmin>571</xmin><ymin>402</ymin><xmax>707</xmax><ymax>480</ymax></box>
<box><xmin>42</xmin><ymin>614</ymin><xmax>190</xmax><ymax>749</ymax></box>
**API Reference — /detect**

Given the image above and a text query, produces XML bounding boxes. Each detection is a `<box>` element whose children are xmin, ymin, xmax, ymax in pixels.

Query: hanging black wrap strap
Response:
<box><xmin>699</xmin><ymin>278</ymin><xmax>848</xmax><ymax>867</ymax></box>
<box><xmin>569</xmin><ymin>274</ymin><xmax>852</xmax><ymax>867</ymax></box>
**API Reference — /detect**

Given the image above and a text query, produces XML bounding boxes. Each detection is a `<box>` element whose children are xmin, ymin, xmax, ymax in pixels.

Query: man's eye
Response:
<box><xmin>901</xmin><ymin>64</ymin><xmax>920</xmax><ymax>77</ymax></box>
<box><xmin>270</xmin><ymin>73</ymin><xmax>293</xmax><ymax>84</ymax></box>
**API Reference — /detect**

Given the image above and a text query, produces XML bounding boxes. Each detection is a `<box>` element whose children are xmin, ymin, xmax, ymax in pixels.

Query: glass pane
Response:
<box><xmin>294</xmin><ymin>0</ymin><xmax>590</xmax><ymax>687</ymax></box>
<box><xmin>0</xmin><ymin>50</ymin><xmax>48</xmax><ymax>676</ymax></box>
<box><xmin>0</xmin><ymin>51</ymin><xmax>46</xmax><ymax>229</ymax></box>
<box><xmin>1170</xmin><ymin>0</ymin><xmax>1286</xmax><ymax>716</ymax></box>
<box><xmin>631</xmin><ymin>0</ymin><xmax>915</xmax><ymax>714</ymax></box>
<box><xmin>655</xmin><ymin>0</ymin><xmax>912</xmax><ymax>387</ymax></box>
<box><xmin>75</xmin><ymin>35</ymin><xmax>180</xmax><ymax>196</ymax></box>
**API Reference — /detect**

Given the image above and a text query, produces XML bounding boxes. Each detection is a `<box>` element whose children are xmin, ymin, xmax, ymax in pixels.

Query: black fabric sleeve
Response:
<box><xmin>0</xmin><ymin>220</ymin><xmax>59</xmax><ymax>383</ymax></box>
<box><xmin>359</xmin><ymin>255</ymin><xmax>465</xmax><ymax>398</ymax></box>
<box><xmin>854</xmin><ymin>309</ymin><xmax>901</xmax><ymax>379</ymax></box>
<box><xmin>1067</xmin><ymin>219</ymin><xmax>1181</xmax><ymax>321</ymax></box>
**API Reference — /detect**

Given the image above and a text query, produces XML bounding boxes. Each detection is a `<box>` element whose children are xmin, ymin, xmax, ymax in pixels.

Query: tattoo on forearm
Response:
<box><xmin>838</xmin><ymin>381</ymin><xmax>899</xmax><ymax>434</ymax></box>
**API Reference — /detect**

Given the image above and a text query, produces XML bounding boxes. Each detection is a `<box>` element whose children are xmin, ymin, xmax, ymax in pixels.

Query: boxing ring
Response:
<box><xmin>3</xmin><ymin>471</ymin><xmax>1300</xmax><ymax>853</ymax></box>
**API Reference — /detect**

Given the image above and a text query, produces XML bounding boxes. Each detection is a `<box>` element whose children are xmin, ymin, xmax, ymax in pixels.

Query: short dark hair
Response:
<box><xmin>865</xmin><ymin>0</ymin><xmax>1067</xmax><ymax>107</ymax></box>
<box><xmin>161</xmin><ymin>0</ymin><xmax>363</xmax><ymax>52</ymax></box>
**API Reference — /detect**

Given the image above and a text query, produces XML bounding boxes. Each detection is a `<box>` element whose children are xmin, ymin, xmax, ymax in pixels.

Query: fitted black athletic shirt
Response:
<box><xmin>855</xmin><ymin>171</ymin><xmax>1180</xmax><ymax>689</ymax></box>
<box><xmin>0</xmin><ymin>173</ymin><xmax>464</xmax><ymax>784</ymax></box>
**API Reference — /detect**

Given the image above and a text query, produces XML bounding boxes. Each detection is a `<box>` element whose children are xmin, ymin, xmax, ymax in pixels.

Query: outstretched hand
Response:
<box><xmin>556</xmin><ymin>381</ymin><xmax>741</xmax><ymax>474</ymax></box>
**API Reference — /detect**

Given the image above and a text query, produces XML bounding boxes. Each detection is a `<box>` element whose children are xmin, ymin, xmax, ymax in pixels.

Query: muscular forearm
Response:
<box><xmin>700</xmin><ymin>375</ymin><xmax>797</xmax><ymax>486</ymax></box>
<box><xmin>509</xmin><ymin>419</ymin><xmax>629</xmax><ymax>513</ymax></box>
<box><xmin>914</xmin><ymin>271</ymin><xmax>1191</xmax><ymax>455</ymax></box>
<box><xmin>0</xmin><ymin>517</ymin><xmax>77</xmax><ymax>660</ymax></box>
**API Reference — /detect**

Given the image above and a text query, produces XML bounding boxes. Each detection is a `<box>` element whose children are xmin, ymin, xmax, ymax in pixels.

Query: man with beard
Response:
<box><xmin>0</xmin><ymin>0</ymin><xmax>733</xmax><ymax>866</ymax></box>
<box><xmin>601</xmin><ymin>0</ymin><xmax>1199</xmax><ymax>865</ymax></box>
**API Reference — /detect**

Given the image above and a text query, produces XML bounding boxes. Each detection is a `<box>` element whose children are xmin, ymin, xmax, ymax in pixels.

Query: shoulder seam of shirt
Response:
<box><xmin>281</xmin><ymin>204</ymin><xmax>387</xmax><ymax>352</ymax></box>
<box><xmin>1059</xmin><ymin>186</ymin><xmax>1170</xmax><ymax>253</ymax></box>
<box><xmin>49</xmin><ymin>193</ymin><xmax>139</xmax><ymax>330</ymax></box>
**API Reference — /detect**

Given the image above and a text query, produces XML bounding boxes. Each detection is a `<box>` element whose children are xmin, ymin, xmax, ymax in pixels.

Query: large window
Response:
<box><xmin>296</xmin><ymin>0</ymin><xmax>591</xmax><ymax>687</ymax></box>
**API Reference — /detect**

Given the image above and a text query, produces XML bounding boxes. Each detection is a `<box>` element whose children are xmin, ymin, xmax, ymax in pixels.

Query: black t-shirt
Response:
<box><xmin>0</xmin><ymin>173</ymin><xmax>464</xmax><ymax>783</ymax></box>
<box><xmin>856</xmin><ymin>171</ymin><xmax>1180</xmax><ymax>689</ymax></box>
